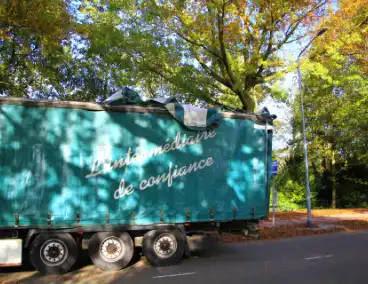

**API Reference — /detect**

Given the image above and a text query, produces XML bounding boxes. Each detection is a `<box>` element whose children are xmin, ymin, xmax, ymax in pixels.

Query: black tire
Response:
<box><xmin>88</xmin><ymin>232</ymin><xmax>134</xmax><ymax>271</ymax></box>
<box><xmin>29</xmin><ymin>233</ymin><xmax>78</xmax><ymax>275</ymax></box>
<box><xmin>142</xmin><ymin>229</ymin><xmax>185</xmax><ymax>267</ymax></box>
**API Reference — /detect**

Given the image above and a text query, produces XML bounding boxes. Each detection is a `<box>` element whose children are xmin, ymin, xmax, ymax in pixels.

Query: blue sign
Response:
<box><xmin>272</xmin><ymin>161</ymin><xmax>278</xmax><ymax>176</ymax></box>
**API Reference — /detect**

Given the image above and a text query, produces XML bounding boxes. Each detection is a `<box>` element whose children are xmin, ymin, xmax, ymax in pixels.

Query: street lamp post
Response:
<box><xmin>296</xmin><ymin>28</ymin><xmax>328</xmax><ymax>228</ymax></box>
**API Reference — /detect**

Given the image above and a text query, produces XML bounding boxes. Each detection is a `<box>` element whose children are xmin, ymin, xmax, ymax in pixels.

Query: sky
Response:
<box><xmin>266</xmin><ymin>0</ymin><xmax>340</xmax><ymax>150</ymax></box>
<box><xmin>269</xmin><ymin>0</ymin><xmax>340</xmax><ymax>150</ymax></box>
<box><xmin>260</xmin><ymin>17</ymin><xmax>336</xmax><ymax>151</ymax></box>
<box><xmin>258</xmin><ymin>40</ymin><xmax>303</xmax><ymax>151</ymax></box>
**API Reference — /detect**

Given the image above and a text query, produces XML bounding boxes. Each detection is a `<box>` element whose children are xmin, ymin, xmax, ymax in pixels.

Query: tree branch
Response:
<box><xmin>233</xmin><ymin>3</ymin><xmax>253</xmax><ymax>63</ymax></box>
<box><xmin>174</xmin><ymin>29</ymin><xmax>222</xmax><ymax>59</ymax></box>
<box><xmin>157</xmin><ymin>14</ymin><xmax>223</xmax><ymax>60</ymax></box>
<box><xmin>216</xmin><ymin>2</ymin><xmax>236</xmax><ymax>85</ymax></box>
<box><xmin>285</xmin><ymin>37</ymin><xmax>308</xmax><ymax>50</ymax></box>
<box><xmin>273</xmin><ymin>1</ymin><xmax>327</xmax><ymax>53</ymax></box>
<box><xmin>357</xmin><ymin>16</ymin><xmax>368</xmax><ymax>28</ymax></box>
<box><xmin>190</xmin><ymin>47</ymin><xmax>232</xmax><ymax>89</ymax></box>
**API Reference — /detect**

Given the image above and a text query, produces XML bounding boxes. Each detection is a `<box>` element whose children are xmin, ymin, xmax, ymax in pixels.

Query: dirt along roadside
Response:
<box><xmin>218</xmin><ymin>208</ymin><xmax>368</xmax><ymax>243</ymax></box>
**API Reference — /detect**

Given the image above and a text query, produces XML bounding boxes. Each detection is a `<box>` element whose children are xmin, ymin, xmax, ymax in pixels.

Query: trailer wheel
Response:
<box><xmin>142</xmin><ymin>229</ymin><xmax>185</xmax><ymax>267</ymax></box>
<box><xmin>88</xmin><ymin>232</ymin><xmax>134</xmax><ymax>271</ymax></box>
<box><xmin>29</xmin><ymin>233</ymin><xmax>78</xmax><ymax>275</ymax></box>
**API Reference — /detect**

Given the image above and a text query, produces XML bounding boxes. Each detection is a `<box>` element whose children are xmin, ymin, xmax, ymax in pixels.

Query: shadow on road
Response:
<box><xmin>0</xmin><ymin>248</ymin><xmax>147</xmax><ymax>283</ymax></box>
<box><xmin>0</xmin><ymin>242</ymin><xmax>241</xmax><ymax>283</ymax></box>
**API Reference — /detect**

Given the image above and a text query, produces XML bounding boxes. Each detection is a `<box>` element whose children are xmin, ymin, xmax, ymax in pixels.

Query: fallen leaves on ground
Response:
<box><xmin>273</xmin><ymin>208</ymin><xmax>368</xmax><ymax>220</ymax></box>
<box><xmin>215</xmin><ymin>220</ymin><xmax>368</xmax><ymax>244</ymax></box>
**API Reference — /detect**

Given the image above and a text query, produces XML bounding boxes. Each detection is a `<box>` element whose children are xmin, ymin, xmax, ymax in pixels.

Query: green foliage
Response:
<box><xmin>273</xmin><ymin>149</ymin><xmax>320</xmax><ymax>211</ymax></box>
<box><xmin>0</xmin><ymin>0</ymin><xmax>75</xmax><ymax>97</ymax></box>
<box><xmin>302</xmin><ymin>0</ymin><xmax>368</xmax><ymax>166</ymax></box>
<box><xmin>341</xmin><ymin>191</ymin><xmax>368</xmax><ymax>209</ymax></box>
<box><xmin>75</xmin><ymin>0</ymin><xmax>329</xmax><ymax>111</ymax></box>
<box><xmin>274</xmin><ymin>0</ymin><xmax>368</xmax><ymax>210</ymax></box>
<box><xmin>273</xmin><ymin>191</ymin><xmax>304</xmax><ymax>212</ymax></box>
<box><xmin>0</xmin><ymin>0</ymin><xmax>330</xmax><ymax>109</ymax></box>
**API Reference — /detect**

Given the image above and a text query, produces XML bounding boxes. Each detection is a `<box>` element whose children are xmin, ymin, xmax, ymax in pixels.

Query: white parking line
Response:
<box><xmin>305</xmin><ymin>254</ymin><xmax>334</xmax><ymax>260</ymax></box>
<box><xmin>153</xmin><ymin>272</ymin><xmax>197</xmax><ymax>279</ymax></box>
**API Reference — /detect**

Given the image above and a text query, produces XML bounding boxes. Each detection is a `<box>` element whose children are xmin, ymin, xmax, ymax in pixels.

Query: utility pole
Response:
<box><xmin>296</xmin><ymin>28</ymin><xmax>328</xmax><ymax>228</ymax></box>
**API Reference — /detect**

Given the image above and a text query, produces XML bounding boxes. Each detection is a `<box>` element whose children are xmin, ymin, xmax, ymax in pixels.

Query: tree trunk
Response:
<box><xmin>239</xmin><ymin>89</ymin><xmax>256</xmax><ymax>113</ymax></box>
<box><xmin>244</xmin><ymin>95</ymin><xmax>255</xmax><ymax>113</ymax></box>
<box><xmin>331</xmin><ymin>147</ymin><xmax>337</xmax><ymax>209</ymax></box>
<box><xmin>241</xmin><ymin>75</ymin><xmax>259</xmax><ymax>113</ymax></box>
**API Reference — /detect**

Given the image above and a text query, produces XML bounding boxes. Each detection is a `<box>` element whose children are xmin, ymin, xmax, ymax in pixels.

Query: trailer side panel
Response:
<box><xmin>0</xmin><ymin>103</ymin><xmax>272</xmax><ymax>228</ymax></box>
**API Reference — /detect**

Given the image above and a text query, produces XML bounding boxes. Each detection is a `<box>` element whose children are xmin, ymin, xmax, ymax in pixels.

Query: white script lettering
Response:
<box><xmin>139</xmin><ymin>157</ymin><xmax>214</xmax><ymax>191</ymax></box>
<box><xmin>86</xmin><ymin>129</ymin><xmax>217</xmax><ymax>178</ymax></box>
<box><xmin>114</xmin><ymin>157</ymin><xmax>215</xmax><ymax>199</ymax></box>
<box><xmin>114</xmin><ymin>179</ymin><xmax>134</xmax><ymax>200</ymax></box>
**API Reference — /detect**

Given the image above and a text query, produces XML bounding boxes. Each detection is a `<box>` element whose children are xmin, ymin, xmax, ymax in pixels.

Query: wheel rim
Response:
<box><xmin>153</xmin><ymin>233</ymin><xmax>177</xmax><ymax>258</ymax></box>
<box><xmin>99</xmin><ymin>236</ymin><xmax>125</xmax><ymax>262</ymax></box>
<box><xmin>40</xmin><ymin>239</ymin><xmax>68</xmax><ymax>267</ymax></box>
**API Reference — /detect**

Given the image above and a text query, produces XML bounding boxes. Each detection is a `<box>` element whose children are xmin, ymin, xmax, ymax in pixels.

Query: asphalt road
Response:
<box><xmin>1</xmin><ymin>230</ymin><xmax>368</xmax><ymax>284</ymax></box>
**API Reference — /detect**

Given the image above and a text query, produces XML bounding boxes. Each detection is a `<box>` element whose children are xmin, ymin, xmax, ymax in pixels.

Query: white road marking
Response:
<box><xmin>305</xmin><ymin>254</ymin><xmax>334</xmax><ymax>260</ymax></box>
<box><xmin>153</xmin><ymin>272</ymin><xmax>197</xmax><ymax>279</ymax></box>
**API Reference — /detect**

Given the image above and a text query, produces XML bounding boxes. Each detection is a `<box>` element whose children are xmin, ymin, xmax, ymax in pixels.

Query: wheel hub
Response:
<box><xmin>159</xmin><ymin>239</ymin><xmax>171</xmax><ymax>251</ymax></box>
<box><xmin>153</xmin><ymin>234</ymin><xmax>177</xmax><ymax>258</ymax></box>
<box><xmin>40</xmin><ymin>240</ymin><xmax>68</xmax><ymax>266</ymax></box>
<box><xmin>106</xmin><ymin>243</ymin><xmax>118</xmax><ymax>254</ymax></box>
<box><xmin>48</xmin><ymin>246</ymin><xmax>61</xmax><ymax>258</ymax></box>
<box><xmin>100</xmin><ymin>237</ymin><xmax>124</xmax><ymax>262</ymax></box>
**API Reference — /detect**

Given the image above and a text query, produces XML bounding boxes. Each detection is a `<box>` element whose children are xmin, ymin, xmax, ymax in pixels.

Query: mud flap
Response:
<box><xmin>186</xmin><ymin>234</ymin><xmax>218</xmax><ymax>252</ymax></box>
